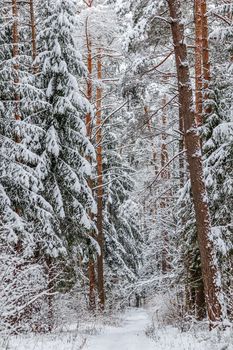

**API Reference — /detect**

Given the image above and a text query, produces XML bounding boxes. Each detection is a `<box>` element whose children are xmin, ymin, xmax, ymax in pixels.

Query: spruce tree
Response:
<box><xmin>36</xmin><ymin>0</ymin><xmax>96</xmax><ymax>272</ymax></box>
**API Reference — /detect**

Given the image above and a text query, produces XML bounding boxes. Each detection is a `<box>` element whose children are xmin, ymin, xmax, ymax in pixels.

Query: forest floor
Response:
<box><xmin>1</xmin><ymin>307</ymin><xmax>233</xmax><ymax>350</ymax></box>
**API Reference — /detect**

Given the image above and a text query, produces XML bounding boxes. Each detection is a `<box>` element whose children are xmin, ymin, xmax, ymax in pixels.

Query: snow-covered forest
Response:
<box><xmin>0</xmin><ymin>0</ymin><xmax>233</xmax><ymax>348</ymax></box>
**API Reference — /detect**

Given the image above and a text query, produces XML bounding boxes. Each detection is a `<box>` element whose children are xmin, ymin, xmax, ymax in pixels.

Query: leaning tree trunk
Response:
<box><xmin>167</xmin><ymin>0</ymin><xmax>224</xmax><ymax>325</ymax></box>
<box><xmin>96</xmin><ymin>48</ymin><xmax>105</xmax><ymax>310</ymax></box>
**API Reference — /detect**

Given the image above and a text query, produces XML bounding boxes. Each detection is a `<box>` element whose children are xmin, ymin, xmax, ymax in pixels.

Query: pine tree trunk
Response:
<box><xmin>179</xmin><ymin>113</ymin><xmax>185</xmax><ymax>188</ymax></box>
<box><xmin>85</xmin><ymin>16</ymin><xmax>96</xmax><ymax>310</ymax></box>
<box><xmin>11</xmin><ymin>1</ymin><xmax>21</xmax><ymax>226</ymax></box>
<box><xmin>195</xmin><ymin>0</ymin><xmax>203</xmax><ymax>126</ymax></box>
<box><xmin>167</xmin><ymin>0</ymin><xmax>224</xmax><ymax>325</ymax></box>
<box><xmin>195</xmin><ymin>272</ymin><xmax>206</xmax><ymax>320</ymax></box>
<box><xmin>29</xmin><ymin>0</ymin><xmax>37</xmax><ymax>66</ymax></box>
<box><xmin>96</xmin><ymin>49</ymin><xmax>105</xmax><ymax>310</ymax></box>
<box><xmin>12</xmin><ymin>0</ymin><xmax>21</xmax><ymax>129</ymax></box>
<box><xmin>194</xmin><ymin>0</ymin><xmax>206</xmax><ymax>319</ymax></box>
<box><xmin>201</xmin><ymin>0</ymin><xmax>211</xmax><ymax>114</ymax></box>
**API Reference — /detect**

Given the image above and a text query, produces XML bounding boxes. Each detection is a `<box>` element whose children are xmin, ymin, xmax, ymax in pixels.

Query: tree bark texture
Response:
<box><xmin>195</xmin><ymin>0</ymin><xmax>203</xmax><ymax>126</ymax></box>
<box><xmin>201</xmin><ymin>0</ymin><xmax>211</xmax><ymax>114</ymax></box>
<box><xmin>29</xmin><ymin>0</ymin><xmax>37</xmax><ymax>68</ymax></box>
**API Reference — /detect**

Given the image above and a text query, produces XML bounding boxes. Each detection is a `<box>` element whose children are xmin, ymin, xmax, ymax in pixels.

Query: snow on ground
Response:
<box><xmin>1</xmin><ymin>307</ymin><xmax>233</xmax><ymax>350</ymax></box>
<box><xmin>84</xmin><ymin>308</ymin><xmax>155</xmax><ymax>350</ymax></box>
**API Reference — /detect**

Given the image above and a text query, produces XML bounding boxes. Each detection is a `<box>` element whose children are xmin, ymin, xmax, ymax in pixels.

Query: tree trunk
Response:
<box><xmin>201</xmin><ymin>0</ymin><xmax>211</xmax><ymax>114</ymax></box>
<box><xmin>195</xmin><ymin>0</ymin><xmax>203</xmax><ymax>126</ymax></box>
<box><xmin>160</xmin><ymin>96</ymin><xmax>170</xmax><ymax>273</ymax></box>
<box><xmin>167</xmin><ymin>0</ymin><xmax>224</xmax><ymax>325</ymax></box>
<box><xmin>12</xmin><ymin>0</ymin><xmax>21</xmax><ymax>129</ymax></box>
<box><xmin>88</xmin><ymin>252</ymin><xmax>96</xmax><ymax>310</ymax></box>
<box><xmin>195</xmin><ymin>273</ymin><xmax>206</xmax><ymax>320</ymax></box>
<box><xmin>85</xmin><ymin>15</ymin><xmax>96</xmax><ymax>310</ymax></box>
<box><xmin>194</xmin><ymin>0</ymin><xmax>206</xmax><ymax>318</ymax></box>
<box><xmin>46</xmin><ymin>257</ymin><xmax>54</xmax><ymax>332</ymax></box>
<box><xmin>179</xmin><ymin>112</ymin><xmax>185</xmax><ymax>188</ymax></box>
<box><xmin>96</xmin><ymin>49</ymin><xmax>105</xmax><ymax>310</ymax></box>
<box><xmin>12</xmin><ymin>1</ymin><xmax>21</xmax><ymax>225</ymax></box>
<box><xmin>29</xmin><ymin>0</ymin><xmax>37</xmax><ymax>72</ymax></box>
<box><xmin>86</xmin><ymin>31</ymin><xmax>93</xmax><ymax>138</ymax></box>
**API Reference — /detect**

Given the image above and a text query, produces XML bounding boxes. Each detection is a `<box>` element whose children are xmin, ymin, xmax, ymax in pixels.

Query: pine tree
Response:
<box><xmin>168</xmin><ymin>0</ymin><xmax>224</xmax><ymax>325</ymax></box>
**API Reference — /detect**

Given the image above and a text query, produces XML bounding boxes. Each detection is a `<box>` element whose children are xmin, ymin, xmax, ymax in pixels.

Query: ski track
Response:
<box><xmin>84</xmin><ymin>308</ymin><xmax>155</xmax><ymax>350</ymax></box>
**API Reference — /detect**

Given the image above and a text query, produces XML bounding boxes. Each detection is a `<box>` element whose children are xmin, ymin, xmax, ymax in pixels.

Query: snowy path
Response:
<box><xmin>84</xmin><ymin>308</ymin><xmax>155</xmax><ymax>350</ymax></box>
<box><xmin>5</xmin><ymin>307</ymin><xmax>233</xmax><ymax>350</ymax></box>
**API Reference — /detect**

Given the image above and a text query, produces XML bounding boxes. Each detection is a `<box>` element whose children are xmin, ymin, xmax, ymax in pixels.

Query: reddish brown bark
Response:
<box><xmin>201</xmin><ymin>0</ymin><xmax>211</xmax><ymax>115</ymax></box>
<box><xmin>12</xmin><ymin>0</ymin><xmax>21</xmax><ymax>131</ymax></box>
<box><xmin>11</xmin><ymin>0</ymin><xmax>21</xmax><ymax>198</ymax></box>
<box><xmin>85</xmin><ymin>13</ymin><xmax>96</xmax><ymax>310</ymax></box>
<box><xmin>167</xmin><ymin>0</ymin><xmax>223</xmax><ymax>324</ymax></box>
<box><xmin>29</xmin><ymin>0</ymin><xmax>37</xmax><ymax>70</ymax></box>
<box><xmin>96</xmin><ymin>49</ymin><xmax>105</xmax><ymax>310</ymax></box>
<box><xmin>195</xmin><ymin>0</ymin><xmax>203</xmax><ymax>126</ymax></box>
<box><xmin>194</xmin><ymin>0</ymin><xmax>210</xmax><ymax>319</ymax></box>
